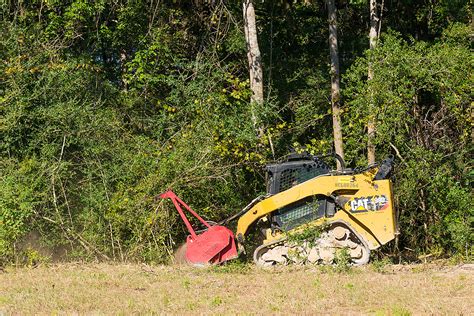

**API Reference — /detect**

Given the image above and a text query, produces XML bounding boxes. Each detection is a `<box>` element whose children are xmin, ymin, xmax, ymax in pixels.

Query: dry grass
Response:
<box><xmin>0</xmin><ymin>262</ymin><xmax>473</xmax><ymax>315</ymax></box>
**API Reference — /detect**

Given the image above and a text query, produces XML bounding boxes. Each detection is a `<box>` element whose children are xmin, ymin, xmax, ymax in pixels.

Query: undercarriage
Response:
<box><xmin>254</xmin><ymin>222</ymin><xmax>370</xmax><ymax>266</ymax></box>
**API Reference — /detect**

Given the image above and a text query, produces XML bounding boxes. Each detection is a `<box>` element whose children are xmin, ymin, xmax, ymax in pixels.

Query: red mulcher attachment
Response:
<box><xmin>159</xmin><ymin>190</ymin><xmax>238</xmax><ymax>265</ymax></box>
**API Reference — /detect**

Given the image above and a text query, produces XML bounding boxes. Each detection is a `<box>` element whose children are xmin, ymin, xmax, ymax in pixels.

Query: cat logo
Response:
<box><xmin>348</xmin><ymin>195</ymin><xmax>388</xmax><ymax>213</ymax></box>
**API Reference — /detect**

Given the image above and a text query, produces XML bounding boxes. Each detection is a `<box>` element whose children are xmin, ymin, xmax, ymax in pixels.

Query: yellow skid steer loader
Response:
<box><xmin>160</xmin><ymin>153</ymin><xmax>397</xmax><ymax>266</ymax></box>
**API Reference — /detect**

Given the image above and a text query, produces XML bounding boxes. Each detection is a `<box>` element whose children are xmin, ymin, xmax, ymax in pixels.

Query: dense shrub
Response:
<box><xmin>0</xmin><ymin>2</ymin><xmax>471</xmax><ymax>264</ymax></box>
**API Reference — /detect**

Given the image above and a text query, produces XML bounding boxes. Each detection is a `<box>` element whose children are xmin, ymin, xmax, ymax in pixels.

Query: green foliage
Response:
<box><xmin>0</xmin><ymin>2</ymin><xmax>271</xmax><ymax>264</ymax></box>
<box><xmin>0</xmin><ymin>1</ymin><xmax>471</xmax><ymax>265</ymax></box>
<box><xmin>344</xmin><ymin>23</ymin><xmax>472</xmax><ymax>258</ymax></box>
<box><xmin>371</xmin><ymin>257</ymin><xmax>392</xmax><ymax>273</ymax></box>
<box><xmin>211</xmin><ymin>296</ymin><xmax>223</xmax><ymax>307</ymax></box>
<box><xmin>210</xmin><ymin>259</ymin><xmax>251</xmax><ymax>274</ymax></box>
<box><xmin>391</xmin><ymin>306</ymin><xmax>412</xmax><ymax>316</ymax></box>
<box><xmin>0</xmin><ymin>159</ymin><xmax>45</xmax><ymax>264</ymax></box>
<box><xmin>333</xmin><ymin>247</ymin><xmax>352</xmax><ymax>273</ymax></box>
<box><xmin>23</xmin><ymin>247</ymin><xmax>49</xmax><ymax>267</ymax></box>
<box><xmin>287</xmin><ymin>223</ymin><xmax>327</xmax><ymax>246</ymax></box>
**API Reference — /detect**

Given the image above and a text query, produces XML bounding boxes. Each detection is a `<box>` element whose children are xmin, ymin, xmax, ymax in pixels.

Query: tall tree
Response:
<box><xmin>243</xmin><ymin>0</ymin><xmax>264</xmax><ymax>133</ymax></box>
<box><xmin>327</xmin><ymin>0</ymin><xmax>344</xmax><ymax>169</ymax></box>
<box><xmin>367</xmin><ymin>0</ymin><xmax>382</xmax><ymax>165</ymax></box>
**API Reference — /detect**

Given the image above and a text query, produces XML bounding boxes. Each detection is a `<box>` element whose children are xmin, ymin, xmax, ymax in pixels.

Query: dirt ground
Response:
<box><xmin>0</xmin><ymin>262</ymin><xmax>473</xmax><ymax>315</ymax></box>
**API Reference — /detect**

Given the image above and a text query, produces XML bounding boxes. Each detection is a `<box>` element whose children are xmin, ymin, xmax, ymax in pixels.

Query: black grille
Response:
<box><xmin>279</xmin><ymin>166</ymin><xmax>325</xmax><ymax>192</ymax></box>
<box><xmin>266</xmin><ymin>155</ymin><xmax>330</xmax><ymax>195</ymax></box>
<box><xmin>273</xmin><ymin>196</ymin><xmax>330</xmax><ymax>231</ymax></box>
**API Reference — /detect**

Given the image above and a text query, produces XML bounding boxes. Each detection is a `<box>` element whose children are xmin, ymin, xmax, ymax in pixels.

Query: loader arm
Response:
<box><xmin>236</xmin><ymin>166</ymin><xmax>397</xmax><ymax>251</ymax></box>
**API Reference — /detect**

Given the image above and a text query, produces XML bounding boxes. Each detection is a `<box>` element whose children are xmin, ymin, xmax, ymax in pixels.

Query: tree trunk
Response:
<box><xmin>243</xmin><ymin>0</ymin><xmax>264</xmax><ymax>133</ymax></box>
<box><xmin>367</xmin><ymin>0</ymin><xmax>379</xmax><ymax>165</ymax></box>
<box><xmin>327</xmin><ymin>0</ymin><xmax>344</xmax><ymax>170</ymax></box>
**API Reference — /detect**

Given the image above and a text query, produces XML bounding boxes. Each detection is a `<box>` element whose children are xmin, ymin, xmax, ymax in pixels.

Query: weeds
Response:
<box><xmin>333</xmin><ymin>247</ymin><xmax>351</xmax><ymax>273</ymax></box>
<box><xmin>209</xmin><ymin>259</ymin><xmax>251</xmax><ymax>274</ymax></box>
<box><xmin>211</xmin><ymin>296</ymin><xmax>223</xmax><ymax>306</ymax></box>
<box><xmin>287</xmin><ymin>222</ymin><xmax>328</xmax><ymax>247</ymax></box>
<box><xmin>23</xmin><ymin>248</ymin><xmax>49</xmax><ymax>267</ymax></box>
<box><xmin>392</xmin><ymin>306</ymin><xmax>412</xmax><ymax>316</ymax></box>
<box><xmin>371</xmin><ymin>257</ymin><xmax>392</xmax><ymax>273</ymax></box>
<box><xmin>182</xmin><ymin>278</ymin><xmax>191</xmax><ymax>289</ymax></box>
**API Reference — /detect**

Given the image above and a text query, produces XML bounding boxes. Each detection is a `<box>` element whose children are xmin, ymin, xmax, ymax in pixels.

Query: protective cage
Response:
<box><xmin>265</xmin><ymin>153</ymin><xmax>330</xmax><ymax>195</ymax></box>
<box><xmin>265</xmin><ymin>153</ymin><xmax>335</xmax><ymax>231</ymax></box>
<box><xmin>273</xmin><ymin>195</ymin><xmax>335</xmax><ymax>231</ymax></box>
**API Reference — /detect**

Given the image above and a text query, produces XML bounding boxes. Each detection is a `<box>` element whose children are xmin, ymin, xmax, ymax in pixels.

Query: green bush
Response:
<box><xmin>0</xmin><ymin>1</ymin><xmax>471</xmax><ymax>265</ymax></box>
<box><xmin>343</xmin><ymin>24</ymin><xmax>473</xmax><ymax>258</ymax></box>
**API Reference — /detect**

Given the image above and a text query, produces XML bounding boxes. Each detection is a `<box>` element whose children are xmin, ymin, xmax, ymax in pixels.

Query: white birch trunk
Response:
<box><xmin>243</xmin><ymin>0</ymin><xmax>264</xmax><ymax>133</ymax></box>
<box><xmin>367</xmin><ymin>0</ymin><xmax>379</xmax><ymax>165</ymax></box>
<box><xmin>327</xmin><ymin>0</ymin><xmax>344</xmax><ymax>170</ymax></box>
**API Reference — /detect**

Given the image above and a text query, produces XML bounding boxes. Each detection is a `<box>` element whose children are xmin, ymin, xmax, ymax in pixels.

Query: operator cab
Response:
<box><xmin>265</xmin><ymin>152</ymin><xmax>331</xmax><ymax>195</ymax></box>
<box><xmin>264</xmin><ymin>152</ymin><xmax>349</xmax><ymax>231</ymax></box>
